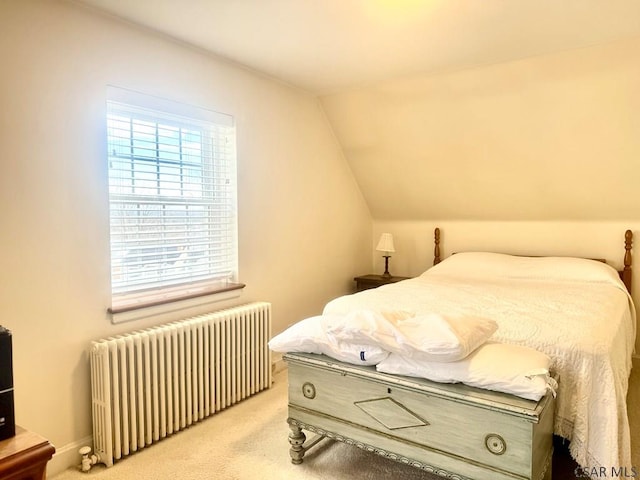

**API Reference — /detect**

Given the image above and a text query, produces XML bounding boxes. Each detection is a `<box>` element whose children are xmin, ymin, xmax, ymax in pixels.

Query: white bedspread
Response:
<box><xmin>323</xmin><ymin>265</ymin><xmax>635</xmax><ymax>472</ymax></box>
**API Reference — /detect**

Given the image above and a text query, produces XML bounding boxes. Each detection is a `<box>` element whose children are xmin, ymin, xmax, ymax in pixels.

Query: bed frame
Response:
<box><xmin>285</xmin><ymin>228</ymin><xmax>633</xmax><ymax>480</ymax></box>
<box><xmin>433</xmin><ymin>227</ymin><xmax>633</xmax><ymax>292</ymax></box>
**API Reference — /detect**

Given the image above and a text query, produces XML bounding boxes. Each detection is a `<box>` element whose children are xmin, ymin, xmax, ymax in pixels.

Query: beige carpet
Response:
<box><xmin>52</xmin><ymin>365</ymin><xmax>640</xmax><ymax>480</ymax></box>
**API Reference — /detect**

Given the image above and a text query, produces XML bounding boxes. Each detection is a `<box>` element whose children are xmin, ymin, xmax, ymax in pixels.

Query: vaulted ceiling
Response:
<box><xmin>71</xmin><ymin>0</ymin><xmax>640</xmax><ymax>220</ymax></box>
<box><xmin>71</xmin><ymin>0</ymin><xmax>640</xmax><ymax>94</ymax></box>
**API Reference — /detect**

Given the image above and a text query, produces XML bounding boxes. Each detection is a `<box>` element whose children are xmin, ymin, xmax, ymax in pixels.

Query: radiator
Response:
<box><xmin>89</xmin><ymin>301</ymin><xmax>272</xmax><ymax>467</ymax></box>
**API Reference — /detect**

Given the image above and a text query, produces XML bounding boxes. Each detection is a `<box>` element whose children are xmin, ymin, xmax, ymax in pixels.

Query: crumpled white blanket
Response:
<box><xmin>323</xmin><ymin>270</ymin><xmax>635</xmax><ymax>473</ymax></box>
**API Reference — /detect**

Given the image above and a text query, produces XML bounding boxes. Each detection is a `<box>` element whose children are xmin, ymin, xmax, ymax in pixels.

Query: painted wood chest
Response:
<box><xmin>285</xmin><ymin>353</ymin><xmax>554</xmax><ymax>480</ymax></box>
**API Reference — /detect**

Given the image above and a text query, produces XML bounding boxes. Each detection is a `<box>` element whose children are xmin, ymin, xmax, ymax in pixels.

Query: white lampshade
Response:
<box><xmin>376</xmin><ymin>233</ymin><xmax>395</xmax><ymax>254</ymax></box>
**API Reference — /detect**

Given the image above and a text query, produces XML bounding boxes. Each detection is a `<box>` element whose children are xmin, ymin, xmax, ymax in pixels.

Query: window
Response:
<box><xmin>106</xmin><ymin>87</ymin><xmax>240</xmax><ymax>313</ymax></box>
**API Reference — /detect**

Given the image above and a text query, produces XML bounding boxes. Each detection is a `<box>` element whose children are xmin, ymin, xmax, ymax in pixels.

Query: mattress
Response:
<box><xmin>323</xmin><ymin>252</ymin><xmax>636</xmax><ymax>471</ymax></box>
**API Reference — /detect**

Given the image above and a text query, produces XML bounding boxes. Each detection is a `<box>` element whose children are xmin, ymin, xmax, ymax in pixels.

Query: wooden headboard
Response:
<box><xmin>432</xmin><ymin>227</ymin><xmax>633</xmax><ymax>293</ymax></box>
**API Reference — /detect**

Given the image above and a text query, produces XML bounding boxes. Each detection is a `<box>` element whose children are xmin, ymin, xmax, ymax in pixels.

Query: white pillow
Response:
<box><xmin>326</xmin><ymin>310</ymin><xmax>497</xmax><ymax>362</ymax></box>
<box><xmin>268</xmin><ymin>315</ymin><xmax>389</xmax><ymax>366</ymax></box>
<box><xmin>427</xmin><ymin>251</ymin><xmax>624</xmax><ymax>289</ymax></box>
<box><xmin>323</xmin><ymin>309</ymin><xmax>404</xmax><ymax>353</ymax></box>
<box><xmin>506</xmin><ymin>255</ymin><xmax>623</xmax><ymax>286</ymax></box>
<box><xmin>376</xmin><ymin>342</ymin><xmax>557</xmax><ymax>401</ymax></box>
<box><xmin>426</xmin><ymin>252</ymin><xmax>525</xmax><ymax>279</ymax></box>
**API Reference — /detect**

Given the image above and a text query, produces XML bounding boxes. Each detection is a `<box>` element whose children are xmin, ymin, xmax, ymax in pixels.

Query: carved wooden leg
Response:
<box><xmin>288</xmin><ymin>424</ymin><xmax>306</xmax><ymax>464</ymax></box>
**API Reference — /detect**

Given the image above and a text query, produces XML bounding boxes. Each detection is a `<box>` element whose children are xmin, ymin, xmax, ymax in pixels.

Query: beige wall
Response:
<box><xmin>321</xmin><ymin>36</ymin><xmax>640</xmax><ymax>221</ymax></box>
<box><xmin>0</xmin><ymin>0</ymin><xmax>371</xmax><ymax>474</ymax></box>
<box><xmin>3</xmin><ymin>1</ymin><xmax>639</xmax><ymax>475</ymax></box>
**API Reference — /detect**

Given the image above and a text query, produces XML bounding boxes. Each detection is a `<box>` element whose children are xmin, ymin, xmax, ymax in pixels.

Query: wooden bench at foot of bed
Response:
<box><xmin>285</xmin><ymin>352</ymin><xmax>555</xmax><ymax>480</ymax></box>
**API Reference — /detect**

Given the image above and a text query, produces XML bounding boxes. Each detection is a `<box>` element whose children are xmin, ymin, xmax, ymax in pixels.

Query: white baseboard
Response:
<box><xmin>273</xmin><ymin>358</ymin><xmax>287</xmax><ymax>374</ymax></box>
<box><xmin>46</xmin><ymin>434</ymin><xmax>92</xmax><ymax>477</ymax></box>
<box><xmin>272</xmin><ymin>352</ymin><xmax>287</xmax><ymax>375</ymax></box>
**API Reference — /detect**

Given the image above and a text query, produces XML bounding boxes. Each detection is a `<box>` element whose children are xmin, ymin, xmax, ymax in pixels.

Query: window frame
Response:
<box><xmin>105</xmin><ymin>87</ymin><xmax>242</xmax><ymax>318</ymax></box>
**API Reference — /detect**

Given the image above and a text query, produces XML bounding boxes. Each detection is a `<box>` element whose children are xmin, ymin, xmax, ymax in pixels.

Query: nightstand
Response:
<box><xmin>353</xmin><ymin>274</ymin><xmax>410</xmax><ymax>292</ymax></box>
<box><xmin>0</xmin><ymin>426</ymin><xmax>55</xmax><ymax>480</ymax></box>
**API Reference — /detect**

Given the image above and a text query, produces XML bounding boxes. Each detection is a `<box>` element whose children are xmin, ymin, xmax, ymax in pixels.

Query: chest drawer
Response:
<box><xmin>286</xmin><ymin>353</ymin><xmax>554</xmax><ymax>480</ymax></box>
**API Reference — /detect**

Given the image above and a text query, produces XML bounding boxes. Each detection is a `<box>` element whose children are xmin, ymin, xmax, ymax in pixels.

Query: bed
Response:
<box><xmin>282</xmin><ymin>228</ymin><xmax>635</xmax><ymax>478</ymax></box>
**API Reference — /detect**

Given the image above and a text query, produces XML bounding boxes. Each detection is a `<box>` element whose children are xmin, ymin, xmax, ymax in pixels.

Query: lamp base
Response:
<box><xmin>382</xmin><ymin>256</ymin><xmax>391</xmax><ymax>278</ymax></box>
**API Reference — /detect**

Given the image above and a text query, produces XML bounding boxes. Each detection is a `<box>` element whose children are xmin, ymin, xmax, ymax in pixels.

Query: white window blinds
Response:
<box><xmin>106</xmin><ymin>87</ymin><xmax>238</xmax><ymax>312</ymax></box>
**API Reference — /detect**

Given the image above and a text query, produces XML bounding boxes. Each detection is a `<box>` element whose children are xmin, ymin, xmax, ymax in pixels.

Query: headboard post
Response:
<box><xmin>622</xmin><ymin>229</ymin><xmax>633</xmax><ymax>292</ymax></box>
<box><xmin>434</xmin><ymin>227</ymin><xmax>441</xmax><ymax>265</ymax></box>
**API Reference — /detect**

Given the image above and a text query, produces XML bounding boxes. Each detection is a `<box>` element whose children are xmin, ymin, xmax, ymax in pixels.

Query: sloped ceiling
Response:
<box><xmin>71</xmin><ymin>0</ymin><xmax>640</xmax><ymax>220</ymax></box>
<box><xmin>321</xmin><ymin>36</ymin><xmax>640</xmax><ymax>220</ymax></box>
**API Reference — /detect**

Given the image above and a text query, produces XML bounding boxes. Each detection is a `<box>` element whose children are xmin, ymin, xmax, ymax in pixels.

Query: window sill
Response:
<box><xmin>109</xmin><ymin>282</ymin><xmax>245</xmax><ymax>324</ymax></box>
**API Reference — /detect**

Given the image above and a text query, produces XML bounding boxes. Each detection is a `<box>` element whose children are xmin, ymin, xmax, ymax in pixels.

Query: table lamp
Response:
<box><xmin>376</xmin><ymin>233</ymin><xmax>395</xmax><ymax>278</ymax></box>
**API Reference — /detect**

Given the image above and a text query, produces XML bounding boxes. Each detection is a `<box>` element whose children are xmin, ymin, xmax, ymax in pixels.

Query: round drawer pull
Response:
<box><xmin>485</xmin><ymin>434</ymin><xmax>507</xmax><ymax>455</ymax></box>
<box><xmin>302</xmin><ymin>382</ymin><xmax>316</xmax><ymax>399</ymax></box>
